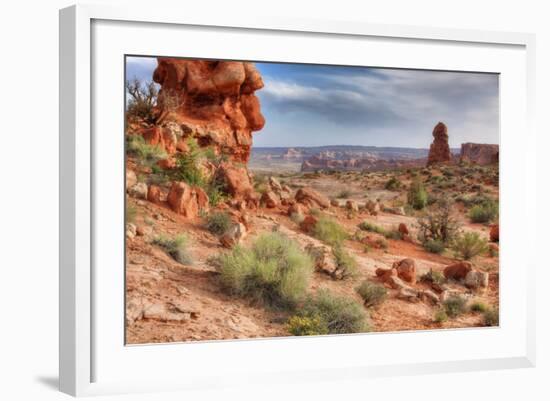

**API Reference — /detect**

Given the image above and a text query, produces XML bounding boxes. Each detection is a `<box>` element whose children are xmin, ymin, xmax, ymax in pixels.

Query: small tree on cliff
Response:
<box><xmin>126</xmin><ymin>78</ymin><xmax>158</xmax><ymax>124</ymax></box>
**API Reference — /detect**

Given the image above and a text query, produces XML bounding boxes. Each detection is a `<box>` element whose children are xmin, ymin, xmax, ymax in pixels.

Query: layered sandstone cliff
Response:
<box><xmin>460</xmin><ymin>143</ymin><xmax>499</xmax><ymax>165</ymax></box>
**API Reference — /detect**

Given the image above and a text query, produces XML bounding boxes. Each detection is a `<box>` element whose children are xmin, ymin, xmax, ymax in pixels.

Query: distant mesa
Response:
<box><xmin>460</xmin><ymin>143</ymin><xmax>499</xmax><ymax>165</ymax></box>
<box><xmin>282</xmin><ymin>148</ymin><xmax>304</xmax><ymax>159</ymax></box>
<box><xmin>427</xmin><ymin>122</ymin><xmax>452</xmax><ymax>166</ymax></box>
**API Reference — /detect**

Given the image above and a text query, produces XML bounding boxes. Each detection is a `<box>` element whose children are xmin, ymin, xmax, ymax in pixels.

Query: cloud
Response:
<box><xmin>256</xmin><ymin>64</ymin><xmax>499</xmax><ymax>147</ymax></box>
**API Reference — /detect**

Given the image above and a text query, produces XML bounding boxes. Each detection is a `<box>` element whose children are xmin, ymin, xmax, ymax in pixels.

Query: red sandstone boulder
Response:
<box><xmin>167</xmin><ymin>181</ymin><xmax>209</xmax><ymax>218</ymax></box>
<box><xmin>398</xmin><ymin>223</ymin><xmax>409</xmax><ymax>236</ymax></box>
<box><xmin>427</xmin><ymin>122</ymin><xmax>451</xmax><ymax>166</ymax></box>
<box><xmin>375</xmin><ymin>267</ymin><xmax>397</xmax><ymax>282</ymax></box>
<box><xmin>346</xmin><ymin>200</ymin><xmax>359</xmax><ymax>212</ymax></box>
<box><xmin>147</xmin><ymin>185</ymin><xmax>162</xmax><ymax>204</ymax></box>
<box><xmin>295</xmin><ymin>187</ymin><xmax>330</xmax><ymax>209</ymax></box>
<box><xmin>216</xmin><ymin>163</ymin><xmax>254</xmax><ymax>198</ymax></box>
<box><xmin>300</xmin><ymin>215</ymin><xmax>319</xmax><ymax>233</ymax></box>
<box><xmin>261</xmin><ymin>191</ymin><xmax>279</xmax><ymax>208</ymax></box>
<box><xmin>392</xmin><ymin>258</ymin><xmax>417</xmax><ymax>284</ymax></box>
<box><xmin>443</xmin><ymin>261</ymin><xmax>473</xmax><ymax>280</ymax></box>
<box><xmin>490</xmin><ymin>224</ymin><xmax>499</xmax><ymax>242</ymax></box>
<box><xmin>288</xmin><ymin>203</ymin><xmax>307</xmax><ymax>217</ymax></box>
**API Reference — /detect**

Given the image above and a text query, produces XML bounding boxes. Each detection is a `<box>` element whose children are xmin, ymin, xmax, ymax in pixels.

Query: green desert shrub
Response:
<box><xmin>126</xmin><ymin>203</ymin><xmax>137</xmax><ymax>224</ymax></box>
<box><xmin>385</xmin><ymin>176</ymin><xmax>402</xmax><ymax>191</ymax></box>
<box><xmin>290</xmin><ymin>212</ymin><xmax>305</xmax><ymax>225</ymax></box>
<box><xmin>204</xmin><ymin>211</ymin><xmax>232</xmax><ymax>235</ymax></box>
<box><xmin>218</xmin><ymin>233</ymin><xmax>313</xmax><ymax>309</ymax></box>
<box><xmin>287</xmin><ymin>315</ymin><xmax>328</xmax><ymax>336</ymax></box>
<box><xmin>407</xmin><ymin>179</ymin><xmax>428</xmax><ymax>210</ymax></box>
<box><xmin>417</xmin><ymin>197</ymin><xmax>460</xmax><ymax>244</ymax></box>
<box><xmin>451</xmin><ymin>232</ymin><xmax>488</xmax><ymax>260</ymax></box>
<box><xmin>332</xmin><ymin>246</ymin><xmax>358</xmax><ymax>279</ymax></box>
<box><xmin>356</xmin><ymin>281</ymin><xmax>387</xmax><ymax>307</ymax></box>
<box><xmin>470</xmin><ymin>301</ymin><xmax>489</xmax><ymax>313</ymax></box>
<box><xmin>358</xmin><ymin>221</ymin><xmax>387</xmax><ymax>236</ymax></box>
<box><xmin>313</xmin><ymin>216</ymin><xmax>348</xmax><ymax>247</ymax></box>
<box><xmin>336</xmin><ymin>189</ymin><xmax>352</xmax><ymax>199</ymax></box>
<box><xmin>126</xmin><ymin>135</ymin><xmax>167</xmax><ymax>167</ymax></box>
<box><xmin>423</xmin><ymin>239</ymin><xmax>445</xmax><ymax>254</ymax></box>
<box><xmin>434</xmin><ymin>308</ymin><xmax>449</xmax><ymax>323</ymax></box>
<box><xmin>443</xmin><ymin>295</ymin><xmax>467</xmax><ymax>318</ymax></box>
<box><xmin>483</xmin><ymin>307</ymin><xmax>499</xmax><ymax>326</ymax></box>
<box><xmin>469</xmin><ymin>200</ymin><xmax>499</xmax><ymax>223</ymax></box>
<box><xmin>299</xmin><ymin>289</ymin><xmax>369</xmax><ymax>334</ymax></box>
<box><xmin>152</xmin><ymin>234</ymin><xmax>192</xmax><ymax>264</ymax></box>
<box><xmin>173</xmin><ymin>138</ymin><xmax>206</xmax><ymax>187</ymax></box>
<box><xmin>420</xmin><ymin>269</ymin><xmax>446</xmax><ymax>286</ymax></box>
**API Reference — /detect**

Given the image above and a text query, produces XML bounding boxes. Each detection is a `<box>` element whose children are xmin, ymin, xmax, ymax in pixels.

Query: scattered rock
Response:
<box><xmin>385</xmin><ymin>275</ymin><xmax>409</xmax><ymax>290</ymax></box>
<box><xmin>490</xmin><ymin>224</ymin><xmax>499</xmax><ymax>242</ymax></box>
<box><xmin>419</xmin><ymin>289</ymin><xmax>440</xmax><ymax>305</ymax></box>
<box><xmin>136</xmin><ymin>225</ymin><xmax>153</xmax><ymax>237</ymax></box>
<box><xmin>376</xmin><ymin>267</ymin><xmax>397</xmax><ymax>282</ymax></box>
<box><xmin>126</xmin><ymin>169</ymin><xmax>137</xmax><ymax>189</ymax></box>
<box><xmin>299</xmin><ymin>215</ymin><xmax>319</xmax><ymax>233</ymax></box>
<box><xmin>464</xmin><ymin>270</ymin><xmax>489</xmax><ymax>290</ymax></box>
<box><xmin>261</xmin><ymin>191</ymin><xmax>279</xmax><ymax>208</ymax></box>
<box><xmin>443</xmin><ymin>261</ymin><xmax>473</xmax><ymax>280</ymax></box>
<box><xmin>398</xmin><ymin>223</ymin><xmax>409</xmax><ymax>235</ymax></box>
<box><xmin>330</xmin><ymin>199</ymin><xmax>340</xmax><ymax>207</ymax></box>
<box><xmin>427</xmin><ymin>122</ymin><xmax>451</xmax><ymax>166</ymax></box>
<box><xmin>147</xmin><ymin>185</ymin><xmax>162</xmax><ymax>204</ymax></box>
<box><xmin>287</xmin><ymin>203</ymin><xmax>307</xmax><ymax>217</ymax></box>
<box><xmin>295</xmin><ymin>187</ymin><xmax>330</xmax><ymax>209</ymax></box>
<box><xmin>220</xmin><ymin>223</ymin><xmax>247</xmax><ymax>248</ymax></box>
<box><xmin>392</xmin><ymin>258</ymin><xmax>417</xmax><ymax>284</ymax></box>
<box><xmin>167</xmin><ymin>181</ymin><xmax>209</xmax><ymax>218</ymax></box>
<box><xmin>384</xmin><ymin>206</ymin><xmax>405</xmax><ymax>216</ymax></box>
<box><xmin>268</xmin><ymin>176</ymin><xmax>282</xmax><ymax>192</ymax></box>
<box><xmin>126</xmin><ymin>223</ymin><xmax>137</xmax><ymax>239</ymax></box>
<box><xmin>365</xmin><ymin>199</ymin><xmax>381</xmax><ymax>215</ymax></box>
<box><xmin>305</xmin><ymin>243</ymin><xmax>339</xmax><ymax>278</ymax></box>
<box><xmin>397</xmin><ymin>287</ymin><xmax>420</xmax><ymax>303</ymax></box>
<box><xmin>346</xmin><ymin>200</ymin><xmax>359</xmax><ymax>212</ymax></box>
<box><xmin>128</xmin><ymin>182</ymin><xmax>148</xmax><ymax>199</ymax></box>
<box><xmin>217</xmin><ymin>163</ymin><xmax>254</xmax><ymax>199</ymax></box>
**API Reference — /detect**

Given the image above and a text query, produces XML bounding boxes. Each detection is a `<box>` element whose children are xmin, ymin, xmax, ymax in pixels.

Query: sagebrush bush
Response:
<box><xmin>332</xmin><ymin>246</ymin><xmax>358</xmax><ymax>279</ymax></box>
<box><xmin>434</xmin><ymin>308</ymin><xmax>448</xmax><ymax>323</ymax></box>
<box><xmin>313</xmin><ymin>216</ymin><xmax>348</xmax><ymax>247</ymax></box>
<box><xmin>287</xmin><ymin>315</ymin><xmax>328</xmax><ymax>336</ymax></box>
<box><xmin>469</xmin><ymin>200</ymin><xmax>499</xmax><ymax>223</ymax></box>
<box><xmin>420</xmin><ymin>269</ymin><xmax>446</xmax><ymax>286</ymax></box>
<box><xmin>483</xmin><ymin>307</ymin><xmax>499</xmax><ymax>326</ymax></box>
<box><xmin>126</xmin><ymin>203</ymin><xmax>137</xmax><ymax>224</ymax></box>
<box><xmin>204</xmin><ymin>212</ymin><xmax>232</xmax><ymax>236</ymax></box>
<box><xmin>385</xmin><ymin>176</ymin><xmax>401</xmax><ymax>191</ymax></box>
<box><xmin>300</xmin><ymin>289</ymin><xmax>369</xmax><ymax>334</ymax></box>
<box><xmin>336</xmin><ymin>189</ymin><xmax>352</xmax><ymax>199</ymax></box>
<box><xmin>356</xmin><ymin>281</ymin><xmax>387</xmax><ymax>307</ymax></box>
<box><xmin>423</xmin><ymin>239</ymin><xmax>445</xmax><ymax>254</ymax></box>
<box><xmin>417</xmin><ymin>197</ymin><xmax>460</xmax><ymax>244</ymax></box>
<box><xmin>126</xmin><ymin>135</ymin><xmax>167</xmax><ymax>168</ymax></box>
<box><xmin>173</xmin><ymin>138</ymin><xmax>207</xmax><ymax>187</ymax></box>
<box><xmin>443</xmin><ymin>295</ymin><xmax>467</xmax><ymax>318</ymax></box>
<box><xmin>407</xmin><ymin>179</ymin><xmax>428</xmax><ymax>210</ymax></box>
<box><xmin>358</xmin><ymin>221</ymin><xmax>387</xmax><ymax>235</ymax></box>
<box><xmin>152</xmin><ymin>234</ymin><xmax>192</xmax><ymax>265</ymax></box>
<box><xmin>451</xmin><ymin>232</ymin><xmax>488</xmax><ymax>260</ymax></box>
<box><xmin>218</xmin><ymin>233</ymin><xmax>313</xmax><ymax>309</ymax></box>
<box><xmin>470</xmin><ymin>301</ymin><xmax>489</xmax><ymax>313</ymax></box>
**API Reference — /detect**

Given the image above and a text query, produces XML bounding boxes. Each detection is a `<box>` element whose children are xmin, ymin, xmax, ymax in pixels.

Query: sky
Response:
<box><xmin>126</xmin><ymin>56</ymin><xmax>499</xmax><ymax>149</ymax></box>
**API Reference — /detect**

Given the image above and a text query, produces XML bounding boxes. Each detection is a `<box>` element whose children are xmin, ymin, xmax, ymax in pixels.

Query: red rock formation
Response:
<box><xmin>167</xmin><ymin>181</ymin><xmax>209</xmax><ymax>218</ymax></box>
<box><xmin>151</xmin><ymin>58</ymin><xmax>265</xmax><ymax>163</ymax></box>
<box><xmin>443</xmin><ymin>261</ymin><xmax>473</xmax><ymax>280</ymax></box>
<box><xmin>460</xmin><ymin>143</ymin><xmax>499</xmax><ymax>165</ymax></box>
<box><xmin>427</xmin><ymin>122</ymin><xmax>452</xmax><ymax>166</ymax></box>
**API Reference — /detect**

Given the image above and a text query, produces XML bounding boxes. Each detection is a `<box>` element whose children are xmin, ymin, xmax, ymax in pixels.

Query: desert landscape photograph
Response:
<box><xmin>124</xmin><ymin>56</ymin><xmax>500</xmax><ymax>344</ymax></box>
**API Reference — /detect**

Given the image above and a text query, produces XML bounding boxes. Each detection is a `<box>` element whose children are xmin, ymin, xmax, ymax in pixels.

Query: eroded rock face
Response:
<box><xmin>427</xmin><ymin>122</ymin><xmax>452</xmax><ymax>166</ymax></box>
<box><xmin>295</xmin><ymin>187</ymin><xmax>330</xmax><ymax>209</ymax></box>
<box><xmin>152</xmin><ymin>58</ymin><xmax>265</xmax><ymax>163</ymax></box>
<box><xmin>460</xmin><ymin>143</ymin><xmax>499</xmax><ymax>165</ymax></box>
<box><xmin>167</xmin><ymin>181</ymin><xmax>209</xmax><ymax>218</ymax></box>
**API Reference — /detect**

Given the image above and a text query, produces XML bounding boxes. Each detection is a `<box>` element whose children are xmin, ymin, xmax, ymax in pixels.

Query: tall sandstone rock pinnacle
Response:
<box><xmin>427</xmin><ymin>122</ymin><xmax>452</xmax><ymax>166</ymax></box>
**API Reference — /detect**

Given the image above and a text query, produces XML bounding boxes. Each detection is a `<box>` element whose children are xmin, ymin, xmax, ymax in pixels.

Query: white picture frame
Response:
<box><xmin>59</xmin><ymin>4</ymin><xmax>536</xmax><ymax>397</ymax></box>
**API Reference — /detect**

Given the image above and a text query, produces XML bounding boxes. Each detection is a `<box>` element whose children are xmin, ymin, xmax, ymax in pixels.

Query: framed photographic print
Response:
<box><xmin>59</xmin><ymin>4</ymin><xmax>536</xmax><ymax>397</ymax></box>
